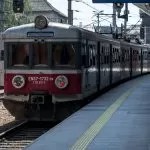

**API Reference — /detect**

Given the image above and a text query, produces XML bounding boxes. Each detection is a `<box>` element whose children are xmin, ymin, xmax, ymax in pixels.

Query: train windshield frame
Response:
<box><xmin>5</xmin><ymin>42</ymin><xmax>78</xmax><ymax>69</ymax></box>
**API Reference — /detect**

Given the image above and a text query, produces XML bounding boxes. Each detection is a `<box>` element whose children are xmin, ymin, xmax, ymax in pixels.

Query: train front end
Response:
<box><xmin>3</xmin><ymin>16</ymin><xmax>82</xmax><ymax>120</ymax></box>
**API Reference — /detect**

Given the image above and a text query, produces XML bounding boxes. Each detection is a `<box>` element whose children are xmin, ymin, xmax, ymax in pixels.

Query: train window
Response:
<box><xmin>52</xmin><ymin>43</ymin><xmax>75</xmax><ymax>67</ymax></box>
<box><xmin>104</xmin><ymin>55</ymin><xmax>107</xmax><ymax>64</ymax></box>
<box><xmin>93</xmin><ymin>46</ymin><xmax>96</xmax><ymax>66</ymax></box>
<box><xmin>0</xmin><ymin>50</ymin><xmax>4</xmax><ymax>61</ymax></box>
<box><xmin>116</xmin><ymin>49</ymin><xmax>118</xmax><ymax>63</ymax></box>
<box><xmin>139</xmin><ymin>55</ymin><xmax>141</xmax><ymax>61</ymax></box>
<box><xmin>145</xmin><ymin>51</ymin><xmax>148</xmax><ymax>60</ymax></box>
<box><xmin>101</xmin><ymin>46</ymin><xmax>104</xmax><ymax>54</ymax></box>
<box><xmin>113</xmin><ymin>48</ymin><xmax>116</xmax><ymax>63</ymax></box>
<box><xmin>127</xmin><ymin>50</ymin><xmax>129</xmax><ymax>61</ymax></box>
<box><xmin>102</xmin><ymin>46</ymin><xmax>105</xmax><ymax>64</ymax></box>
<box><xmin>114</xmin><ymin>48</ymin><xmax>117</xmax><ymax>63</ymax></box>
<box><xmin>107</xmin><ymin>48</ymin><xmax>109</xmax><ymax>64</ymax></box>
<box><xmin>89</xmin><ymin>45</ymin><xmax>93</xmax><ymax>66</ymax></box>
<box><xmin>8</xmin><ymin>43</ymin><xmax>29</xmax><ymax>67</ymax></box>
<box><xmin>118</xmin><ymin>49</ymin><xmax>120</xmax><ymax>62</ymax></box>
<box><xmin>81</xmin><ymin>44</ymin><xmax>87</xmax><ymax>67</ymax></box>
<box><xmin>32</xmin><ymin>43</ymin><xmax>48</xmax><ymax>67</ymax></box>
<box><xmin>100</xmin><ymin>46</ymin><xmax>103</xmax><ymax>65</ymax></box>
<box><xmin>133</xmin><ymin>50</ymin><xmax>135</xmax><ymax>61</ymax></box>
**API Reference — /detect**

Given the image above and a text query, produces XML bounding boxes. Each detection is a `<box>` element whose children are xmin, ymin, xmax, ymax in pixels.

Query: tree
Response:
<box><xmin>1</xmin><ymin>0</ymin><xmax>31</xmax><ymax>31</ymax></box>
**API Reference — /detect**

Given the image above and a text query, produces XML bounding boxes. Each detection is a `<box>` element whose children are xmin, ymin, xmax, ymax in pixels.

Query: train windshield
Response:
<box><xmin>7</xmin><ymin>43</ymin><xmax>29</xmax><ymax>67</ymax></box>
<box><xmin>6</xmin><ymin>42</ymin><xmax>77</xmax><ymax>69</ymax></box>
<box><xmin>32</xmin><ymin>43</ymin><xmax>48</xmax><ymax>67</ymax></box>
<box><xmin>7</xmin><ymin>42</ymin><xmax>48</xmax><ymax>68</ymax></box>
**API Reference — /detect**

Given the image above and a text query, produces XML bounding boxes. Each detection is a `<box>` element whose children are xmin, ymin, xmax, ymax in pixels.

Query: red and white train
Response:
<box><xmin>2</xmin><ymin>15</ymin><xmax>150</xmax><ymax>120</ymax></box>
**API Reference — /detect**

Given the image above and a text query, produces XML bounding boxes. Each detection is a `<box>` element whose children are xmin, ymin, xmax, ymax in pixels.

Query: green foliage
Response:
<box><xmin>1</xmin><ymin>0</ymin><xmax>31</xmax><ymax>31</ymax></box>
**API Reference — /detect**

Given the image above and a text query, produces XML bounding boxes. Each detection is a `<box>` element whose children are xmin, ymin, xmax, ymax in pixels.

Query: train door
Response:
<box><xmin>100</xmin><ymin>43</ymin><xmax>110</xmax><ymax>89</ymax></box>
<box><xmin>87</xmin><ymin>41</ymin><xmax>97</xmax><ymax>94</ymax></box>
<box><xmin>81</xmin><ymin>40</ymin><xmax>98</xmax><ymax>97</ymax></box>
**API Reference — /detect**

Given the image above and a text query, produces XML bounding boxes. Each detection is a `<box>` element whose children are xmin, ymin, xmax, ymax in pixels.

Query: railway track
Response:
<box><xmin>0</xmin><ymin>120</ymin><xmax>57</xmax><ymax>150</ymax></box>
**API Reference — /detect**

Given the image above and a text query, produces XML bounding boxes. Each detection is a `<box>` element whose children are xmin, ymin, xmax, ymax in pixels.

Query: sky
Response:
<box><xmin>48</xmin><ymin>0</ymin><xmax>141</xmax><ymax>30</ymax></box>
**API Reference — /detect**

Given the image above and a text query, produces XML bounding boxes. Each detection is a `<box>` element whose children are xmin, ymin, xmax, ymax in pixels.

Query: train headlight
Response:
<box><xmin>55</xmin><ymin>75</ymin><xmax>68</xmax><ymax>89</ymax></box>
<box><xmin>35</xmin><ymin>15</ymin><xmax>48</xmax><ymax>29</ymax></box>
<box><xmin>12</xmin><ymin>75</ymin><xmax>25</xmax><ymax>89</ymax></box>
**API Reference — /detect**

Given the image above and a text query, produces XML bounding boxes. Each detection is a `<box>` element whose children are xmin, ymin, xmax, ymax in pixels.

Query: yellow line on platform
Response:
<box><xmin>71</xmin><ymin>81</ymin><xmax>142</xmax><ymax>150</ymax></box>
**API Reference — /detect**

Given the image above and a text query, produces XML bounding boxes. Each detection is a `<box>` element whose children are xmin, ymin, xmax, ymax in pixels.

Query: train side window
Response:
<box><xmin>81</xmin><ymin>44</ymin><xmax>86</xmax><ymax>67</ymax></box>
<box><xmin>116</xmin><ymin>49</ymin><xmax>118</xmax><ymax>63</ymax></box>
<box><xmin>145</xmin><ymin>51</ymin><xmax>148</xmax><ymax>60</ymax></box>
<box><xmin>126</xmin><ymin>50</ymin><xmax>127</xmax><ymax>61</ymax></box>
<box><xmin>0</xmin><ymin>50</ymin><xmax>4</xmax><ymax>61</ymax></box>
<box><xmin>89</xmin><ymin>45</ymin><xmax>93</xmax><ymax>66</ymax></box>
<box><xmin>107</xmin><ymin>48</ymin><xmax>109</xmax><ymax>64</ymax></box>
<box><xmin>126</xmin><ymin>50</ymin><xmax>128</xmax><ymax>61</ymax></box>
<box><xmin>101</xmin><ymin>46</ymin><xmax>104</xmax><ymax>65</ymax></box>
<box><xmin>118</xmin><ymin>50</ymin><xmax>120</xmax><ymax>62</ymax></box>
<box><xmin>112</xmin><ymin>48</ymin><xmax>115</xmax><ymax>63</ymax></box>
<box><xmin>93</xmin><ymin>45</ymin><xmax>96</xmax><ymax>66</ymax></box>
<box><xmin>119</xmin><ymin>49</ymin><xmax>120</xmax><ymax>62</ymax></box>
<box><xmin>117</xmin><ymin>49</ymin><xmax>119</xmax><ymax>63</ymax></box>
<box><xmin>133</xmin><ymin>50</ymin><xmax>135</xmax><ymax>61</ymax></box>
<box><xmin>122</xmin><ymin>48</ymin><xmax>124</xmax><ymax>62</ymax></box>
<box><xmin>104</xmin><ymin>47</ymin><xmax>106</xmax><ymax>64</ymax></box>
<box><xmin>106</xmin><ymin>47</ymin><xmax>109</xmax><ymax>64</ymax></box>
<box><xmin>53</xmin><ymin>43</ymin><xmax>75</xmax><ymax>67</ymax></box>
<box><xmin>105</xmin><ymin>48</ymin><xmax>107</xmax><ymax>64</ymax></box>
<box><xmin>104</xmin><ymin>46</ymin><xmax>106</xmax><ymax>64</ymax></box>
<box><xmin>115</xmin><ymin>48</ymin><xmax>117</xmax><ymax>63</ymax></box>
<box><xmin>106</xmin><ymin>48</ymin><xmax>108</xmax><ymax>64</ymax></box>
<box><xmin>124</xmin><ymin>49</ymin><xmax>126</xmax><ymax>61</ymax></box>
<box><xmin>128</xmin><ymin>50</ymin><xmax>130</xmax><ymax>61</ymax></box>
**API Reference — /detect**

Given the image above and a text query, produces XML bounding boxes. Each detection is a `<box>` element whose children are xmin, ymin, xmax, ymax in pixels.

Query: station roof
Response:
<box><xmin>28</xmin><ymin>0</ymin><xmax>67</xmax><ymax>18</ymax></box>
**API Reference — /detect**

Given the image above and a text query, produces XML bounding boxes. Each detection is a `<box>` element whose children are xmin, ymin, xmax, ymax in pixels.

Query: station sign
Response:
<box><xmin>93</xmin><ymin>0</ymin><xmax>150</xmax><ymax>2</ymax></box>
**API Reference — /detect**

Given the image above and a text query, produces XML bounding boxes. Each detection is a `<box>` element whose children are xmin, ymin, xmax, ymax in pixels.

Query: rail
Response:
<box><xmin>0</xmin><ymin>120</ymin><xmax>56</xmax><ymax>150</ymax></box>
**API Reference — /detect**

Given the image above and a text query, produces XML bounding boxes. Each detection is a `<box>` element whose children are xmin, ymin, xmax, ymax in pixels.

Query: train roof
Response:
<box><xmin>120</xmin><ymin>39</ymin><xmax>150</xmax><ymax>48</ymax></box>
<box><xmin>2</xmin><ymin>21</ymin><xmax>149</xmax><ymax>49</ymax></box>
<box><xmin>3</xmin><ymin>22</ymin><xmax>79</xmax><ymax>40</ymax></box>
<box><xmin>2</xmin><ymin>21</ymin><xmax>118</xmax><ymax>43</ymax></box>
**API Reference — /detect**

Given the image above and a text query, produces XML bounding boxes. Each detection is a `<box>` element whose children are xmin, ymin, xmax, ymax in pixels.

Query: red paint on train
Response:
<box><xmin>4</xmin><ymin>73</ymin><xmax>82</xmax><ymax>94</ymax></box>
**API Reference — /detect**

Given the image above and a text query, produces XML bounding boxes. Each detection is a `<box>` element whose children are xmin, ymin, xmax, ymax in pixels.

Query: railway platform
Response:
<box><xmin>25</xmin><ymin>74</ymin><xmax>150</xmax><ymax>150</ymax></box>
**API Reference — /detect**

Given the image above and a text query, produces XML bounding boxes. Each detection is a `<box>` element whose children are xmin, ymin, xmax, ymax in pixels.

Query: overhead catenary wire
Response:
<box><xmin>127</xmin><ymin>18</ymin><xmax>141</xmax><ymax>33</ymax></box>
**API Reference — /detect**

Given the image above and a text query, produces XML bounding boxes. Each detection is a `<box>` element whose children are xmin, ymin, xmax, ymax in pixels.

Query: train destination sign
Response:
<box><xmin>27</xmin><ymin>32</ymin><xmax>54</xmax><ymax>38</ymax></box>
